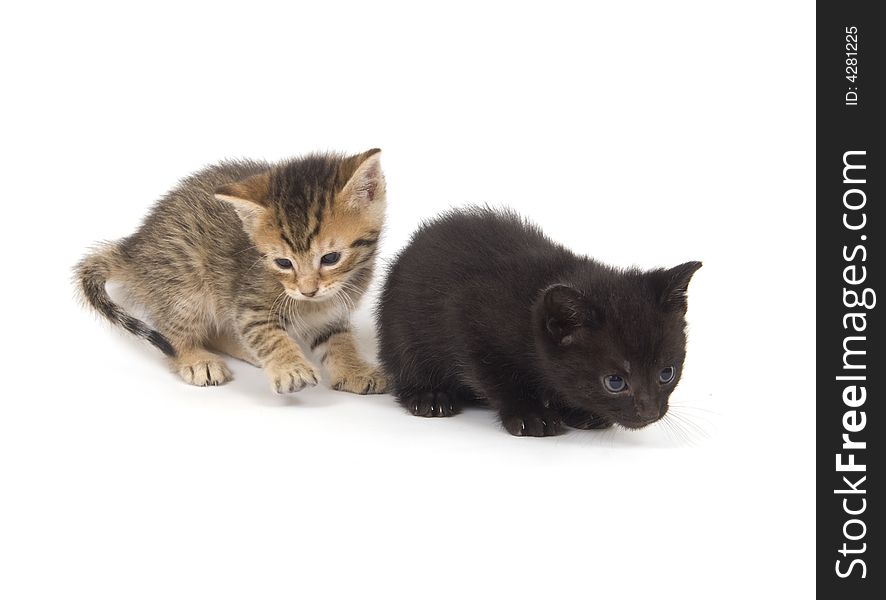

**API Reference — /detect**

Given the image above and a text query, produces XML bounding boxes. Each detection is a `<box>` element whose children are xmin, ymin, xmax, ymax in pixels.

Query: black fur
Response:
<box><xmin>376</xmin><ymin>208</ymin><xmax>701</xmax><ymax>436</ymax></box>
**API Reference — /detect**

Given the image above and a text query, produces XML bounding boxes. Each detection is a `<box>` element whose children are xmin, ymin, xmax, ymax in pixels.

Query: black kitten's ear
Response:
<box><xmin>655</xmin><ymin>261</ymin><xmax>703</xmax><ymax>312</ymax></box>
<box><xmin>214</xmin><ymin>172</ymin><xmax>270</xmax><ymax>225</ymax></box>
<box><xmin>542</xmin><ymin>284</ymin><xmax>589</xmax><ymax>346</ymax></box>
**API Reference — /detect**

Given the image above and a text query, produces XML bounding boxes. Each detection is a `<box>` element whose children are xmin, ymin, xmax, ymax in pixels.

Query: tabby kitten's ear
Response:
<box><xmin>542</xmin><ymin>284</ymin><xmax>597</xmax><ymax>346</ymax></box>
<box><xmin>339</xmin><ymin>149</ymin><xmax>385</xmax><ymax>211</ymax></box>
<box><xmin>214</xmin><ymin>172</ymin><xmax>271</xmax><ymax>227</ymax></box>
<box><xmin>653</xmin><ymin>261</ymin><xmax>703</xmax><ymax>312</ymax></box>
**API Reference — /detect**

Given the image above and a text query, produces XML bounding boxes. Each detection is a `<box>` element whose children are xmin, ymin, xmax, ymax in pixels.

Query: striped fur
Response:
<box><xmin>75</xmin><ymin>150</ymin><xmax>388</xmax><ymax>394</ymax></box>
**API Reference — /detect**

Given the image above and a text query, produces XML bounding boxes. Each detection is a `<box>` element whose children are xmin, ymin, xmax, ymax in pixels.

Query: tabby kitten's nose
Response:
<box><xmin>301</xmin><ymin>289</ymin><xmax>317</xmax><ymax>297</ymax></box>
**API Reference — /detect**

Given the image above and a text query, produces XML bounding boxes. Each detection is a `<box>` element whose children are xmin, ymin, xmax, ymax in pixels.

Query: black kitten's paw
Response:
<box><xmin>501</xmin><ymin>409</ymin><xmax>563</xmax><ymax>437</ymax></box>
<box><xmin>560</xmin><ymin>409</ymin><xmax>613</xmax><ymax>430</ymax></box>
<box><xmin>403</xmin><ymin>391</ymin><xmax>460</xmax><ymax>417</ymax></box>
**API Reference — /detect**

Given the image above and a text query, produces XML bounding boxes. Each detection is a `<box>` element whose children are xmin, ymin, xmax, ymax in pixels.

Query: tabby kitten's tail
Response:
<box><xmin>75</xmin><ymin>244</ymin><xmax>176</xmax><ymax>357</ymax></box>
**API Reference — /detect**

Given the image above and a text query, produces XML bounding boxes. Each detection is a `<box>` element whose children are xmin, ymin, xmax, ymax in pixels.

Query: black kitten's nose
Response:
<box><xmin>636</xmin><ymin>404</ymin><xmax>660</xmax><ymax>421</ymax></box>
<box><xmin>633</xmin><ymin>395</ymin><xmax>661</xmax><ymax>421</ymax></box>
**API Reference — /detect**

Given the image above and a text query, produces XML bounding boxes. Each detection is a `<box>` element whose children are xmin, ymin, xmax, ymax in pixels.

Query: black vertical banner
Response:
<box><xmin>817</xmin><ymin>2</ymin><xmax>883</xmax><ymax>597</ymax></box>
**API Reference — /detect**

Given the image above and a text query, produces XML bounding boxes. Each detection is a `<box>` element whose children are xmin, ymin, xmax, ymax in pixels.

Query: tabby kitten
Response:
<box><xmin>76</xmin><ymin>150</ymin><xmax>388</xmax><ymax>395</ymax></box>
<box><xmin>376</xmin><ymin>208</ymin><xmax>701</xmax><ymax>436</ymax></box>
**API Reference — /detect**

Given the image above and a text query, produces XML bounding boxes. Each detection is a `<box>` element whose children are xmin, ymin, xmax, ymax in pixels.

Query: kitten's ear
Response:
<box><xmin>339</xmin><ymin>148</ymin><xmax>385</xmax><ymax>209</ymax></box>
<box><xmin>655</xmin><ymin>261</ymin><xmax>703</xmax><ymax>312</ymax></box>
<box><xmin>214</xmin><ymin>172</ymin><xmax>270</xmax><ymax>224</ymax></box>
<box><xmin>542</xmin><ymin>284</ymin><xmax>590</xmax><ymax>346</ymax></box>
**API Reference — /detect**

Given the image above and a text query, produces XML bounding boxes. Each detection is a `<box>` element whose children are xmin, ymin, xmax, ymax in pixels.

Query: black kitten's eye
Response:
<box><xmin>659</xmin><ymin>366</ymin><xmax>676</xmax><ymax>384</ymax></box>
<box><xmin>320</xmin><ymin>252</ymin><xmax>341</xmax><ymax>266</ymax></box>
<box><xmin>274</xmin><ymin>258</ymin><xmax>293</xmax><ymax>269</ymax></box>
<box><xmin>603</xmin><ymin>374</ymin><xmax>626</xmax><ymax>393</ymax></box>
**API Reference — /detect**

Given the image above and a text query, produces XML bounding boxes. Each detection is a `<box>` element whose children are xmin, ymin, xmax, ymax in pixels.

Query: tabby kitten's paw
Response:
<box><xmin>266</xmin><ymin>361</ymin><xmax>319</xmax><ymax>394</ymax></box>
<box><xmin>403</xmin><ymin>391</ymin><xmax>459</xmax><ymax>417</ymax></box>
<box><xmin>331</xmin><ymin>366</ymin><xmax>389</xmax><ymax>395</ymax></box>
<box><xmin>501</xmin><ymin>408</ymin><xmax>563</xmax><ymax>437</ymax></box>
<box><xmin>177</xmin><ymin>356</ymin><xmax>233</xmax><ymax>387</ymax></box>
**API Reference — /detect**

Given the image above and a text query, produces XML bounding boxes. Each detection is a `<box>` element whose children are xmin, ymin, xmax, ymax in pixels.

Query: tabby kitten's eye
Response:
<box><xmin>274</xmin><ymin>258</ymin><xmax>293</xmax><ymax>269</ymax></box>
<box><xmin>320</xmin><ymin>252</ymin><xmax>341</xmax><ymax>266</ymax></box>
<box><xmin>659</xmin><ymin>366</ymin><xmax>676</xmax><ymax>384</ymax></box>
<box><xmin>603</xmin><ymin>374</ymin><xmax>626</xmax><ymax>393</ymax></box>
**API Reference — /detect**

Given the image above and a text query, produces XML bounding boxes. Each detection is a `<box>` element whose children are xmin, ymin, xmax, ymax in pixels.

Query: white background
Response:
<box><xmin>1</xmin><ymin>2</ymin><xmax>815</xmax><ymax>598</ymax></box>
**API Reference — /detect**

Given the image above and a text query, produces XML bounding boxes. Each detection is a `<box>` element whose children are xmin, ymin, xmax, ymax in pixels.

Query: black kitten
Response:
<box><xmin>376</xmin><ymin>208</ymin><xmax>701</xmax><ymax>437</ymax></box>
